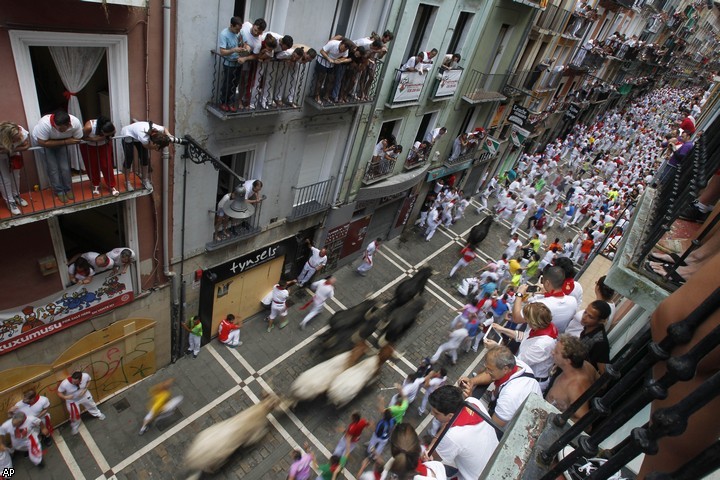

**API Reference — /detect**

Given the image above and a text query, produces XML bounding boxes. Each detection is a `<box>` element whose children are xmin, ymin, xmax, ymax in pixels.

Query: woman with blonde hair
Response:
<box><xmin>0</xmin><ymin>121</ymin><xmax>31</xmax><ymax>215</ymax></box>
<box><xmin>490</xmin><ymin>301</ymin><xmax>558</xmax><ymax>389</ymax></box>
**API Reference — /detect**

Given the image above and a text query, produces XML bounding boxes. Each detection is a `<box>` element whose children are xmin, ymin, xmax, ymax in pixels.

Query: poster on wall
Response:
<box><xmin>510</xmin><ymin>126</ymin><xmax>531</xmax><ymax>146</ymax></box>
<box><xmin>435</xmin><ymin>69</ymin><xmax>462</xmax><ymax>97</ymax></box>
<box><xmin>0</xmin><ymin>270</ymin><xmax>134</xmax><ymax>354</ymax></box>
<box><xmin>482</xmin><ymin>136</ymin><xmax>501</xmax><ymax>155</ymax></box>
<box><xmin>393</xmin><ymin>71</ymin><xmax>427</xmax><ymax>103</ymax></box>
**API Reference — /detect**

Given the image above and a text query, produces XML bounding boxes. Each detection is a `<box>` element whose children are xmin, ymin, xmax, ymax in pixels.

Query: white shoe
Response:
<box><xmin>143</xmin><ymin>179</ymin><xmax>153</xmax><ymax>192</ymax></box>
<box><xmin>92</xmin><ymin>186</ymin><xmax>100</xmax><ymax>195</ymax></box>
<box><xmin>97</xmin><ymin>413</ymin><xmax>106</xmax><ymax>421</ymax></box>
<box><xmin>8</xmin><ymin>201</ymin><xmax>21</xmax><ymax>216</ymax></box>
<box><xmin>126</xmin><ymin>181</ymin><xmax>134</xmax><ymax>192</ymax></box>
<box><xmin>111</xmin><ymin>187</ymin><xmax>120</xmax><ymax>197</ymax></box>
<box><xmin>14</xmin><ymin>195</ymin><xmax>28</xmax><ymax>207</ymax></box>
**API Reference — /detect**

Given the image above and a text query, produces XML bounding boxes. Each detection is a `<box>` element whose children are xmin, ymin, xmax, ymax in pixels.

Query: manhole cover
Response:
<box><xmin>112</xmin><ymin>398</ymin><xmax>130</xmax><ymax>413</ymax></box>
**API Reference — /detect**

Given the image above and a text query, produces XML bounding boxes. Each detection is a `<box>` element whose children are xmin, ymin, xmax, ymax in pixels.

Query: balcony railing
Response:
<box><xmin>404</xmin><ymin>147</ymin><xmax>433</xmax><ymax>170</ymax></box>
<box><xmin>288</xmin><ymin>177</ymin><xmax>335</xmax><ymax>221</ymax></box>
<box><xmin>569</xmin><ymin>50</ymin><xmax>606</xmax><ymax>72</ymax></box>
<box><xmin>444</xmin><ymin>147</ymin><xmax>480</xmax><ymax>168</ymax></box>
<box><xmin>563</xmin><ymin>12</ymin><xmax>594</xmax><ymax>39</ymax></box>
<box><xmin>307</xmin><ymin>59</ymin><xmax>384</xmax><ymax>109</ymax></box>
<box><xmin>207</xmin><ymin>195</ymin><xmax>265</xmax><ymax>251</ymax></box>
<box><xmin>363</xmin><ymin>157</ymin><xmax>398</xmax><ymax>184</ymax></box>
<box><xmin>461</xmin><ymin>70</ymin><xmax>509</xmax><ymax>104</ymax></box>
<box><xmin>386</xmin><ymin>68</ymin><xmax>430</xmax><ymax>106</ymax></box>
<box><xmin>535</xmin><ymin>3</ymin><xmax>559</xmax><ymax>30</ymax></box>
<box><xmin>1</xmin><ymin>137</ymin><xmax>150</xmax><ymax>225</ymax></box>
<box><xmin>432</xmin><ymin>67</ymin><xmax>463</xmax><ymax>99</ymax></box>
<box><xmin>207</xmin><ymin>51</ymin><xmax>309</xmax><ymax>117</ymax></box>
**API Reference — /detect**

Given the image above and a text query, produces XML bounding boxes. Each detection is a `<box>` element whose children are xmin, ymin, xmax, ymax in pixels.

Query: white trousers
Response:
<box><xmin>66</xmin><ymin>394</ymin><xmax>103</xmax><ymax>434</ymax></box>
<box><xmin>449</xmin><ymin>258</ymin><xmax>470</xmax><ymax>278</ymax></box>
<box><xmin>269</xmin><ymin>302</ymin><xmax>287</xmax><ymax>320</ymax></box>
<box><xmin>188</xmin><ymin>333</ymin><xmax>201</xmax><ymax>355</ymax></box>
<box><xmin>301</xmin><ymin>301</ymin><xmax>325</xmax><ymax>326</ymax></box>
<box><xmin>297</xmin><ymin>262</ymin><xmax>317</xmax><ymax>286</ymax></box>
<box><xmin>221</xmin><ymin>329</ymin><xmax>241</xmax><ymax>346</ymax></box>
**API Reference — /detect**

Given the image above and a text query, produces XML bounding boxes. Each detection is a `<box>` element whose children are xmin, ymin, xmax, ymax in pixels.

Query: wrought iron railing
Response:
<box><xmin>536</xmin><ymin>3</ymin><xmax>559</xmax><ymax>30</ymax></box>
<box><xmin>307</xmin><ymin>59</ymin><xmax>384</xmax><ymax>107</ymax></box>
<box><xmin>550</xmin><ymin>7</ymin><xmax>572</xmax><ymax>34</ymax></box>
<box><xmin>288</xmin><ymin>177</ymin><xmax>334</xmax><ymax>221</ymax></box>
<box><xmin>445</xmin><ymin>147</ymin><xmax>480</xmax><ymax>167</ymax></box>
<box><xmin>0</xmin><ymin>137</ymin><xmax>150</xmax><ymax>224</ymax></box>
<box><xmin>461</xmin><ymin>70</ymin><xmax>509</xmax><ymax>103</ymax></box>
<box><xmin>404</xmin><ymin>148</ymin><xmax>431</xmax><ymax>170</ymax></box>
<box><xmin>363</xmin><ymin>157</ymin><xmax>398</xmax><ymax>183</ymax></box>
<box><xmin>564</xmin><ymin>12</ymin><xmax>594</xmax><ymax>38</ymax></box>
<box><xmin>208</xmin><ymin>50</ymin><xmax>309</xmax><ymax>115</ymax></box>
<box><xmin>569</xmin><ymin>50</ymin><xmax>606</xmax><ymax>71</ymax></box>
<box><xmin>534</xmin><ymin>286</ymin><xmax>720</xmax><ymax>480</ymax></box>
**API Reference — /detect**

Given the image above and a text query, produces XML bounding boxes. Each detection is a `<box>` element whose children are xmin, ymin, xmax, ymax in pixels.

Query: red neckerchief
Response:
<box><xmin>416</xmin><ymin>460</ymin><xmax>429</xmax><ymax>475</ymax></box>
<box><xmin>27</xmin><ymin>395</ymin><xmax>40</xmax><ymax>406</ymax></box>
<box><xmin>50</xmin><ymin>114</ymin><xmax>57</xmax><ymax>128</ymax></box>
<box><xmin>544</xmin><ymin>289</ymin><xmax>565</xmax><ymax>298</ymax></box>
<box><xmin>562</xmin><ymin>278</ymin><xmax>575</xmax><ymax>295</ymax></box>
<box><xmin>493</xmin><ymin>365</ymin><xmax>520</xmax><ymax>389</ymax></box>
<box><xmin>452</xmin><ymin>403</ymin><xmax>485</xmax><ymax>427</ymax></box>
<box><xmin>528</xmin><ymin>323</ymin><xmax>559</xmax><ymax>339</ymax></box>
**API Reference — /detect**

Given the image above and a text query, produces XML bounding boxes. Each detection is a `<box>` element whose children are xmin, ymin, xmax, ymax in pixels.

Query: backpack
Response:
<box><xmin>375</xmin><ymin>418</ymin><xmax>395</xmax><ymax>439</ymax></box>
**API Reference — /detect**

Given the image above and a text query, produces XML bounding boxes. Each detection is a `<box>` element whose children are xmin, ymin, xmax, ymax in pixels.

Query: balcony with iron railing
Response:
<box><xmin>568</xmin><ymin>49</ymin><xmax>606</xmax><ymax>72</ymax></box>
<box><xmin>404</xmin><ymin>146</ymin><xmax>433</xmax><ymax>171</ymax></box>
<box><xmin>207</xmin><ymin>51</ymin><xmax>310</xmax><ymax>118</ymax></box>
<box><xmin>363</xmin><ymin>155</ymin><xmax>398</xmax><ymax>184</ymax></box>
<box><xmin>461</xmin><ymin>70</ymin><xmax>509</xmax><ymax>105</ymax></box>
<box><xmin>385</xmin><ymin>68</ymin><xmax>431</xmax><ymax>108</ymax></box>
<box><xmin>307</xmin><ymin>59</ymin><xmax>385</xmax><ymax>109</ymax></box>
<box><xmin>288</xmin><ymin>177</ymin><xmax>335</xmax><ymax>222</ymax></box>
<box><xmin>562</xmin><ymin>11</ymin><xmax>595</xmax><ymax>39</ymax></box>
<box><xmin>549</xmin><ymin>6</ymin><xmax>572</xmax><ymax>35</ymax></box>
<box><xmin>430</xmin><ymin>66</ymin><xmax>464</xmax><ymax>100</ymax></box>
<box><xmin>534</xmin><ymin>3</ymin><xmax>559</xmax><ymax>31</ymax></box>
<box><xmin>207</xmin><ymin>195</ymin><xmax>266</xmax><ymax>251</ymax></box>
<box><xmin>1</xmin><ymin>137</ymin><xmax>153</xmax><ymax>227</ymax></box>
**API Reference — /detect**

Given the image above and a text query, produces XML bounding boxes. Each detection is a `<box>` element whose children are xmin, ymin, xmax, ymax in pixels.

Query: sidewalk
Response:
<box><xmin>20</xmin><ymin>196</ymin><xmax>587</xmax><ymax>480</ymax></box>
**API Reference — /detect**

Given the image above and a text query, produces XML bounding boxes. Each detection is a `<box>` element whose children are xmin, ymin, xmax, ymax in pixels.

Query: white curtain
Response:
<box><xmin>49</xmin><ymin>46</ymin><xmax>106</xmax><ymax>169</ymax></box>
<box><xmin>49</xmin><ymin>46</ymin><xmax>105</xmax><ymax>124</ymax></box>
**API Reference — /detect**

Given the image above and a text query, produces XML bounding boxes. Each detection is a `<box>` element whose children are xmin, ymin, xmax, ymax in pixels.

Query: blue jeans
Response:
<box><xmin>220</xmin><ymin>64</ymin><xmax>239</xmax><ymax>104</ymax></box>
<box><xmin>44</xmin><ymin>146</ymin><xmax>73</xmax><ymax>194</ymax></box>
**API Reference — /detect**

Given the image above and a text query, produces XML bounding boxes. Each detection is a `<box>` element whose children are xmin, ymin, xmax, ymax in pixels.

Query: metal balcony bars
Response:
<box><xmin>209</xmin><ymin>51</ymin><xmax>309</xmax><ymax>114</ymax></box>
<box><xmin>308</xmin><ymin>59</ymin><xmax>384</xmax><ymax>107</ymax></box>
<box><xmin>364</xmin><ymin>155</ymin><xmax>398</xmax><ymax>183</ymax></box>
<box><xmin>182</xmin><ymin>136</ymin><xmax>264</xmax><ymax>247</ymax></box>
<box><xmin>538</xmin><ymin>287</ymin><xmax>720</xmax><ymax>480</ymax></box>
<box><xmin>0</xmin><ymin>137</ymin><xmax>146</xmax><ymax>221</ymax></box>
<box><xmin>462</xmin><ymin>70</ymin><xmax>509</xmax><ymax>103</ymax></box>
<box><xmin>289</xmin><ymin>177</ymin><xmax>335</xmax><ymax>221</ymax></box>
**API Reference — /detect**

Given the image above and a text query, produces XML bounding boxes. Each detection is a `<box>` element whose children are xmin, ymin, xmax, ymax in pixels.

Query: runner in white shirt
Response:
<box><xmin>265</xmin><ymin>279</ymin><xmax>297</xmax><ymax>331</ymax></box>
<box><xmin>297</xmin><ymin>240</ymin><xmax>328</xmax><ymax>287</ymax></box>
<box><xmin>56</xmin><ymin>371</ymin><xmax>105</xmax><ymax>435</ymax></box>
<box><xmin>0</xmin><ymin>411</ymin><xmax>48</xmax><ymax>467</ymax></box>
<box><xmin>299</xmin><ymin>276</ymin><xmax>335</xmax><ymax>329</ymax></box>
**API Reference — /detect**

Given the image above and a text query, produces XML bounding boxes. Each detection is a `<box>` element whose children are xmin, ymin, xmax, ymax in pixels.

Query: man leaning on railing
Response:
<box><xmin>217</xmin><ymin>16</ymin><xmax>252</xmax><ymax>113</ymax></box>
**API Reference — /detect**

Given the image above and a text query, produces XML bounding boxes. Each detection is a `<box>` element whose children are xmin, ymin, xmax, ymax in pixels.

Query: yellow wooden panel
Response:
<box><xmin>210</xmin><ymin>256</ymin><xmax>285</xmax><ymax>337</ymax></box>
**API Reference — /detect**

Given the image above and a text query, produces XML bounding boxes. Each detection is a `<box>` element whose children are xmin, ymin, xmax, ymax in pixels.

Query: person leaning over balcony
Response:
<box><xmin>243</xmin><ymin>178</ymin><xmax>264</xmax><ymax>205</ymax></box>
<box><xmin>68</xmin><ymin>256</ymin><xmax>95</xmax><ymax>285</ymax></box>
<box><xmin>449</xmin><ymin>133</ymin><xmax>468</xmax><ymax>162</ymax></box>
<box><xmin>440</xmin><ymin>53</ymin><xmax>461</xmax><ymax>72</ymax></box>
<box><xmin>400</xmin><ymin>52</ymin><xmax>424</xmax><ymax>74</ymax></box>
<box><xmin>424</xmin><ymin>126</ymin><xmax>447</xmax><ymax>147</ymax></box>
<box><xmin>238</xmin><ymin>18</ymin><xmax>267</xmax><ymax>108</ymax></box>
<box><xmin>120</xmin><ymin>121</ymin><xmax>182</xmax><ymax>193</ymax></box>
<box><xmin>81</xmin><ymin>116</ymin><xmax>118</xmax><ymax>197</ymax></box>
<box><xmin>314</xmin><ymin>37</ymin><xmax>352</xmax><ymax>104</ymax></box>
<box><xmin>0</xmin><ymin>121</ymin><xmax>31</xmax><ymax>215</ymax></box>
<box><xmin>283</xmin><ymin>47</ymin><xmax>317</xmax><ymax>107</ymax></box>
<box><xmin>32</xmin><ymin>109</ymin><xmax>83</xmax><ymax>204</ymax></box>
<box><xmin>217</xmin><ymin>16</ymin><xmax>251</xmax><ymax>112</ymax></box>
<box><xmin>458</xmin><ymin>345</ymin><xmax>542</xmax><ymax>429</ymax></box>
<box><xmin>107</xmin><ymin>247</ymin><xmax>136</xmax><ymax>275</ymax></box>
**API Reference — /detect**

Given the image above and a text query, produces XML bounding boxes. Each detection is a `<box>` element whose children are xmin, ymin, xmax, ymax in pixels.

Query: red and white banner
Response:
<box><xmin>393</xmin><ymin>71</ymin><xmax>427</xmax><ymax>103</ymax></box>
<box><xmin>435</xmin><ymin>69</ymin><xmax>462</xmax><ymax>97</ymax></box>
<box><xmin>0</xmin><ymin>270</ymin><xmax>134</xmax><ymax>354</ymax></box>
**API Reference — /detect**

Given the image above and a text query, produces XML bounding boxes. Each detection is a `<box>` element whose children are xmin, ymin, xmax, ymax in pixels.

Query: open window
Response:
<box><xmin>403</xmin><ymin>4</ymin><xmax>439</xmax><ymax>63</ymax></box>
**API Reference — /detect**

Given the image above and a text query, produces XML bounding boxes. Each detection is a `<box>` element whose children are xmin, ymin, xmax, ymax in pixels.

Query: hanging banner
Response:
<box><xmin>0</xmin><ymin>270</ymin><xmax>134</xmax><ymax>354</ymax></box>
<box><xmin>435</xmin><ymin>69</ymin><xmax>463</xmax><ymax>97</ymax></box>
<box><xmin>482</xmin><ymin>136</ymin><xmax>501</xmax><ymax>155</ymax></box>
<box><xmin>510</xmin><ymin>126</ymin><xmax>531</xmax><ymax>147</ymax></box>
<box><xmin>393</xmin><ymin>71</ymin><xmax>427</xmax><ymax>103</ymax></box>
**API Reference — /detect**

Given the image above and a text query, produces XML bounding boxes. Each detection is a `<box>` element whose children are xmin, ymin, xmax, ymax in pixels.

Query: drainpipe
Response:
<box><xmin>332</xmin><ymin>107</ymin><xmax>361</xmax><ymax>204</ymax></box>
<box><xmin>162</xmin><ymin>0</ymin><xmax>180</xmax><ymax>363</ymax></box>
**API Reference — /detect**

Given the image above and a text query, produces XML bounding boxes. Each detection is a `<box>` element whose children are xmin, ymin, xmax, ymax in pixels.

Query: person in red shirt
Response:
<box><xmin>333</xmin><ymin>412</ymin><xmax>369</xmax><ymax>458</ymax></box>
<box><xmin>580</xmin><ymin>235</ymin><xmax>595</xmax><ymax>264</ymax></box>
<box><xmin>449</xmin><ymin>243</ymin><xmax>477</xmax><ymax>278</ymax></box>
<box><xmin>217</xmin><ymin>314</ymin><xmax>242</xmax><ymax>347</ymax></box>
<box><xmin>678</xmin><ymin>107</ymin><xmax>696</xmax><ymax>135</ymax></box>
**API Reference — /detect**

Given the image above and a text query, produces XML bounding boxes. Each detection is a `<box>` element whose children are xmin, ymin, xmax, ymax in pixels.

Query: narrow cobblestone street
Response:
<box><xmin>19</xmin><ymin>195</ymin><xmax>585</xmax><ymax>480</ymax></box>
